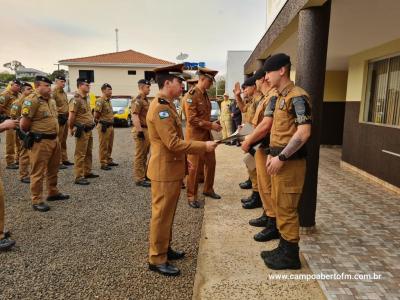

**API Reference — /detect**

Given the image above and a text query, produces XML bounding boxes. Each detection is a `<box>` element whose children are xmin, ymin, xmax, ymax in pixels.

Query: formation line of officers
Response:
<box><xmin>1</xmin><ymin>53</ymin><xmax>312</xmax><ymax>279</ymax></box>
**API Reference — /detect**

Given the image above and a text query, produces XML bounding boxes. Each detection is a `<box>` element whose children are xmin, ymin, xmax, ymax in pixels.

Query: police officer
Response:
<box><xmin>0</xmin><ymin>118</ymin><xmax>19</xmax><ymax>251</ymax></box>
<box><xmin>94</xmin><ymin>83</ymin><xmax>118</xmax><ymax>171</ymax></box>
<box><xmin>0</xmin><ymin>79</ymin><xmax>21</xmax><ymax>169</ymax></box>
<box><xmin>131</xmin><ymin>79</ymin><xmax>151</xmax><ymax>187</ymax></box>
<box><xmin>10</xmin><ymin>82</ymin><xmax>33</xmax><ymax>183</ymax></box>
<box><xmin>260</xmin><ymin>53</ymin><xmax>312</xmax><ymax>270</ymax></box>
<box><xmin>233</xmin><ymin>76</ymin><xmax>263</xmax><ymax>209</ymax></box>
<box><xmin>241</xmin><ymin>68</ymin><xmax>280</xmax><ymax>242</ymax></box>
<box><xmin>20</xmin><ymin>76</ymin><xmax>70</xmax><ymax>212</ymax></box>
<box><xmin>219</xmin><ymin>92</ymin><xmax>232</xmax><ymax>139</ymax></box>
<box><xmin>52</xmin><ymin>75</ymin><xmax>73</xmax><ymax>168</ymax></box>
<box><xmin>183</xmin><ymin>67</ymin><xmax>222</xmax><ymax>208</ymax></box>
<box><xmin>146</xmin><ymin>63</ymin><xmax>217</xmax><ymax>276</ymax></box>
<box><xmin>68</xmin><ymin>78</ymin><xmax>98</xmax><ymax>185</ymax></box>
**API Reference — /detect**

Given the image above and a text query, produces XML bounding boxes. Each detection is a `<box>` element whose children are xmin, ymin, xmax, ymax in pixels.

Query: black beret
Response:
<box><xmin>253</xmin><ymin>68</ymin><xmax>266</xmax><ymax>80</ymax></box>
<box><xmin>12</xmin><ymin>79</ymin><xmax>22</xmax><ymax>85</ymax></box>
<box><xmin>263</xmin><ymin>53</ymin><xmax>291</xmax><ymax>72</ymax></box>
<box><xmin>22</xmin><ymin>82</ymin><xmax>33</xmax><ymax>88</ymax></box>
<box><xmin>138</xmin><ymin>79</ymin><xmax>151</xmax><ymax>86</ymax></box>
<box><xmin>35</xmin><ymin>75</ymin><xmax>53</xmax><ymax>84</ymax></box>
<box><xmin>56</xmin><ymin>75</ymin><xmax>66</xmax><ymax>81</ymax></box>
<box><xmin>77</xmin><ymin>77</ymin><xmax>90</xmax><ymax>84</ymax></box>
<box><xmin>242</xmin><ymin>76</ymin><xmax>256</xmax><ymax>87</ymax></box>
<box><xmin>101</xmin><ymin>83</ymin><xmax>112</xmax><ymax>90</ymax></box>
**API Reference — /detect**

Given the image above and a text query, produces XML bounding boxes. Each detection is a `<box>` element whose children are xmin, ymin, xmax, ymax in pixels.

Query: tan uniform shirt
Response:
<box><xmin>21</xmin><ymin>92</ymin><xmax>59</xmax><ymax>134</ymax></box>
<box><xmin>252</xmin><ymin>88</ymin><xmax>278</xmax><ymax>127</ymax></box>
<box><xmin>69</xmin><ymin>92</ymin><xmax>94</xmax><ymax>126</ymax></box>
<box><xmin>270</xmin><ymin>82</ymin><xmax>312</xmax><ymax>147</ymax></box>
<box><xmin>52</xmin><ymin>86</ymin><xmax>69</xmax><ymax>115</ymax></box>
<box><xmin>146</xmin><ymin>93</ymin><xmax>206</xmax><ymax>182</ymax></box>
<box><xmin>244</xmin><ymin>93</ymin><xmax>264</xmax><ymax>123</ymax></box>
<box><xmin>10</xmin><ymin>93</ymin><xmax>33</xmax><ymax>119</ymax></box>
<box><xmin>94</xmin><ymin>96</ymin><xmax>114</xmax><ymax>123</ymax></box>
<box><xmin>131</xmin><ymin>94</ymin><xmax>150</xmax><ymax>127</ymax></box>
<box><xmin>0</xmin><ymin>90</ymin><xmax>19</xmax><ymax>116</ymax></box>
<box><xmin>183</xmin><ymin>86</ymin><xmax>212</xmax><ymax>141</ymax></box>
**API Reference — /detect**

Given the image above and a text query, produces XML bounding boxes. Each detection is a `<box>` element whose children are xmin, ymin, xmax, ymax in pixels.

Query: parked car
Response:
<box><xmin>110</xmin><ymin>96</ymin><xmax>132</xmax><ymax>127</ymax></box>
<box><xmin>210</xmin><ymin>100</ymin><xmax>220</xmax><ymax>122</ymax></box>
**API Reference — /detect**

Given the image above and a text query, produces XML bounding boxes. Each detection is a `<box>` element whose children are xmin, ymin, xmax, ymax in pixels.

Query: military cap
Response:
<box><xmin>11</xmin><ymin>79</ymin><xmax>22</xmax><ymax>85</ymax></box>
<box><xmin>263</xmin><ymin>53</ymin><xmax>291</xmax><ymax>72</ymax></box>
<box><xmin>242</xmin><ymin>76</ymin><xmax>256</xmax><ymax>87</ymax></box>
<box><xmin>154</xmin><ymin>63</ymin><xmax>186</xmax><ymax>81</ymax></box>
<box><xmin>186</xmin><ymin>78</ymin><xmax>198</xmax><ymax>84</ymax></box>
<box><xmin>253</xmin><ymin>68</ymin><xmax>266</xmax><ymax>80</ymax></box>
<box><xmin>77</xmin><ymin>77</ymin><xmax>90</xmax><ymax>85</ymax></box>
<box><xmin>138</xmin><ymin>79</ymin><xmax>151</xmax><ymax>86</ymax></box>
<box><xmin>101</xmin><ymin>83</ymin><xmax>112</xmax><ymax>90</ymax></box>
<box><xmin>223</xmin><ymin>92</ymin><xmax>229</xmax><ymax>97</ymax></box>
<box><xmin>35</xmin><ymin>75</ymin><xmax>53</xmax><ymax>84</ymax></box>
<box><xmin>197</xmin><ymin>67</ymin><xmax>218</xmax><ymax>81</ymax></box>
<box><xmin>22</xmin><ymin>82</ymin><xmax>33</xmax><ymax>88</ymax></box>
<box><xmin>55</xmin><ymin>75</ymin><xmax>66</xmax><ymax>81</ymax></box>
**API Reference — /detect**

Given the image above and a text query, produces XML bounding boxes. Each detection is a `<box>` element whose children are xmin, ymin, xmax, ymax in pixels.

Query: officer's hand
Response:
<box><xmin>70</xmin><ymin>128</ymin><xmax>76</xmax><ymax>136</ymax></box>
<box><xmin>266</xmin><ymin>156</ymin><xmax>284</xmax><ymax>175</ymax></box>
<box><xmin>241</xmin><ymin>140</ymin><xmax>250</xmax><ymax>153</ymax></box>
<box><xmin>137</xmin><ymin>131</ymin><xmax>145</xmax><ymax>140</ymax></box>
<box><xmin>0</xmin><ymin>119</ymin><xmax>19</xmax><ymax>130</ymax></box>
<box><xmin>205</xmin><ymin>141</ymin><xmax>218</xmax><ymax>152</ymax></box>
<box><xmin>233</xmin><ymin>82</ymin><xmax>242</xmax><ymax>97</ymax></box>
<box><xmin>211</xmin><ymin>122</ymin><xmax>222</xmax><ymax>132</ymax></box>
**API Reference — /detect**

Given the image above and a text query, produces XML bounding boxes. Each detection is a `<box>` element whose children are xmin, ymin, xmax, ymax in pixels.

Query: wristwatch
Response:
<box><xmin>278</xmin><ymin>154</ymin><xmax>288</xmax><ymax>161</ymax></box>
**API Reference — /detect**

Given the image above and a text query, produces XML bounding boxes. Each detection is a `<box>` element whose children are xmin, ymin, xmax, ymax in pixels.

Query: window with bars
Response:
<box><xmin>364</xmin><ymin>55</ymin><xmax>400</xmax><ymax>126</ymax></box>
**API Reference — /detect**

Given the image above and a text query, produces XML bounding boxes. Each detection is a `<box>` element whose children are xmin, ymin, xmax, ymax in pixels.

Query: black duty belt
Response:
<box><xmin>269</xmin><ymin>146</ymin><xmax>307</xmax><ymax>160</ymax></box>
<box><xmin>99</xmin><ymin>121</ymin><xmax>114</xmax><ymax>128</ymax></box>
<box><xmin>32</xmin><ymin>133</ymin><xmax>57</xmax><ymax>140</ymax></box>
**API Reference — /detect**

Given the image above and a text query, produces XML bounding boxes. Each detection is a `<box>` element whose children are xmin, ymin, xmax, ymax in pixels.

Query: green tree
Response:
<box><xmin>49</xmin><ymin>69</ymin><xmax>68</xmax><ymax>81</ymax></box>
<box><xmin>3</xmin><ymin>60</ymin><xmax>25</xmax><ymax>73</ymax></box>
<box><xmin>0</xmin><ymin>72</ymin><xmax>16</xmax><ymax>83</ymax></box>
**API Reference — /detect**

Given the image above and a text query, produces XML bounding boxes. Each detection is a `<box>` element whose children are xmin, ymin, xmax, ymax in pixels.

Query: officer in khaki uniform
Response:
<box><xmin>0</xmin><ymin>119</ymin><xmax>19</xmax><ymax>251</ymax></box>
<box><xmin>241</xmin><ymin>68</ymin><xmax>280</xmax><ymax>243</ymax></box>
<box><xmin>20</xmin><ymin>76</ymin><xmax>70</xmax><ymax>212</ymax></box>
<box><xmin>258</xmin><ymin>54</ymin><xmax>312</xmax><ymax>270</ymax></box>
<box><xmin>219</xmin><ymin>92</ymin><xmax>232</xmax><ymax>139</ymax></box>
<box><xmin>94</xmin><ymin>83</ymin><xmax>118</xmax><ymax>171</ymax></box>
<box><xmin>233</xmin><ymin>76</ymin><xmax>263</xmax><ymax>209</ymax></box>
<box><xmin>52</xmin><ymin>75</ymin><xmax>73</xmax><ymax>168</ymax></box>
<box><xmin>183</xmin><ymin>67</ymin><xmax>222</xmax><ymax>208</ymax></box>
<box><xmin>0</xmin><ymin>79</ymin><xmax>21</xmax><ymax>169</ymax></box>
<box><xmin>10</xmin><ymin>82</ymin><xmax>33</xmax><ymax>183</ymax></box>
<box><xmin>147</xmin><ymin>64</ymin><xmax>217</xmax><ymax>276</ymax></box>
<box><xmin>131</xmin><ymin>79</ymin><xmax>151</xmax><ymax>187</ymax></box>
<box><xmin>68</xmin><ymin>78</ymin><xmax>97</xmax><ymax>185</ymax></box>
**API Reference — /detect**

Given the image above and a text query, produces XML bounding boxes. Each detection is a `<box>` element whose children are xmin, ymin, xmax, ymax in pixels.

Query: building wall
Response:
<box><xmin>342</xmin><ymin>39</ymin><xmax>400</xmax><ymax>187</ymax></box>
<box><xmin>226</xmin><ymin>51</ymin><xmax>251</xmax><ymax>98</ymax></box>
<box><xmin>67</xmin><ymin>65</ymin><xmax>159</xmax><ymax>97</ymax></box>
<box><xmin>266</xmin><ymin>0</ymin><xmax>288</xmax><ymax>29</ymax></box>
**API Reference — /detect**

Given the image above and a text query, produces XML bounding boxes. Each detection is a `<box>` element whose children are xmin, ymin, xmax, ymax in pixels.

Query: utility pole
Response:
<box><xmin>115</xmin><ymin>28</ymin><xmax>119</xmax><ymax>52</ymax></box>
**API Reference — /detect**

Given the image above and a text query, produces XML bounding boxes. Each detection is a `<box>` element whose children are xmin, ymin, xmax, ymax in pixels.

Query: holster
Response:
<box><xmin>58</xmin><ymin>114</ymin><xmax>68</xmax><ymax>126</ymax></box>
<box><xmin>23</xmin><ymin>132</ymin><xmax>35</xmax><ymax>149</ymax></box>
<box><xmin>74</xmin><ymin>124</ymin><xmax>84</xmax><ymax>138</ymax></box>
<box><xmin>99</xmin><ymin>120</ymin><xmax>113</xmax><ymax>133</ymax></box>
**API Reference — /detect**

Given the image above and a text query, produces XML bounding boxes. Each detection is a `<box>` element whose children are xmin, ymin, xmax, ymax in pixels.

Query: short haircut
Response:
<box><xmin>284</xmin><ymin>63</ymin><xmax>291</xmax><ymax>77</ymax></box>
<box><xmin>156</xmin><ymin>74</ymin><xmax>177</xmax><ymax>89</ymax></box>
<box><xmin>101</xmin><ymin>86</ymin><xmax>111</xmax><ymax>91</ymax></box>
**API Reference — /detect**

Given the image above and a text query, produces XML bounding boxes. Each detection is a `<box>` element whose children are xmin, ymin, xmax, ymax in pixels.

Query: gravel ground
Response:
<box><xmin>0</xmin><ymin>127</ymin><xmax>204</xmax><ymax>300</ymax></box>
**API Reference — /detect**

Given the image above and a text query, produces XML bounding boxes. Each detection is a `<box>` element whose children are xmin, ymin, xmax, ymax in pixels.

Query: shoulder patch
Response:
<box><xmin>0</xmin><ymin>96</ymin><xmax>5</xmax><ymax>104</ymax></box>
<box><xmin>186</xmin><ymin>98</ymin><xmax>193</xmax><ymax>104</ymax></box>
<box><xmin>158</xmin><ymin>98</ymin><xmax>168</xmax><ymax>105</ymax></box>
<box><xmin>24</xmin><ymin>100</ymin><xmax>32</xmax><ymax>106</ymax></box>
<box><xmin>159</xmin><ymin>110</ymin><xmax>170</xmax><ymax>119</ymax></box>
<box><xmin>22</xmin><ymin>107</ymin><xmax>30</xmax><ymax>115</ymax></box>
<box><xmin>96</xmin><ymin>100</ymin><xmax>102</xmax><ymax>106</ymax></box>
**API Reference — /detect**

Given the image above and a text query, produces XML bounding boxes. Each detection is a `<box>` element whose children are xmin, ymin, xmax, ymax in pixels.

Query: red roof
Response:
<box><xmin>59</xmin><ymin>49</ymin><xmax>173</xmax><ymax>65</ymax></box>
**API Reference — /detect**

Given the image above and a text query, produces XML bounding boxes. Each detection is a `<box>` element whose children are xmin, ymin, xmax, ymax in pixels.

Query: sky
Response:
<box><xmin>0</xmin><ymin>0</ymin><xmax>266</xmax><ymax>76</ymax></box>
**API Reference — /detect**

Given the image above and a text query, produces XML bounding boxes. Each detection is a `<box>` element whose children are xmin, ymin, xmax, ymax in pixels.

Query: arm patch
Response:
<box><xmin>292</xmin><ymin>96</ymin><xmax>312</xmax><ymax>125</ymax></box>
<box><xmin>263</xmin><ymin>96</ymin><xmax>277</xmax><ymax>117</ymax></box>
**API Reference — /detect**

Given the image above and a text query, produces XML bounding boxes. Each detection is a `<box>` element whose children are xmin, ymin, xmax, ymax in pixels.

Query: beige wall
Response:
<box><xmin>346</xmin><ymin>38</ymin><xmax>400</xmax><ymax>103</ymax></box>
<box><xmin>67</xmin><ymin>65</ymin><xmax>159</xmax><ymax>97</ymax></box>
<box><xmin>324</xmin><ymin>71</ymin><xmax>348</xmax><ymax>102</ymax></box>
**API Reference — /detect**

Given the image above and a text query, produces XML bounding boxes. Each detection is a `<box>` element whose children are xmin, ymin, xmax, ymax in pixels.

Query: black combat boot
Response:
<box><xmin>239</xmin><ymin>178</ymin><xmax>252</xmax><ymax>189</ymax></box>
<box><xmin>263</xmin><ymin>238</ymin><xmax>301</xmax><ymax>270</ymax></box>
<box><xmin>249</xmin><ymin>211</ymin><xmax>269</xmax><ymax>227</ymax></box>
<box><xmin>253</xmin><ymin>217</ymin><xmax>280</xmax><ymax>241</ymax></box>
<box><xmin>242</xmin><ymin>192</ymin><xmax>262</xmax><ymax>209</ymax></box>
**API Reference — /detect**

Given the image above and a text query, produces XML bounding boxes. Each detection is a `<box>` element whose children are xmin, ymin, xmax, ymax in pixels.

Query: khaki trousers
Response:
<box><xmin>97</xmin><ymin>125</ymin><xmax>114</xmax><ymax>167</ymax></box>
<box><xmin>19</xmin><ymin>146</ymin><xmax>30</xmax><ymax>180</ymax></box>
<box><xmin>5</xmin><ymin>129</ymin><xmax>16</xmax><ymax>165</ymax></box>
<box><xmin>248</xmin><ymin>167</ymin><xmax>258</xmax><ymax>192</ymax></box>
<box><xmin>255</xmin><ymin>149</ymin><xmax>275</xmax><ymax>217</ymax></box>
<box><xmin>74</xmin><ymin>131</ymin><xmax>93</xmax><ymax>179</ymax></box>
<box><xmin>15</xmin><ymin>135</ymin><xmax>21</xmax><ymax>163</ymax></box>
<box><xmin>220</xmin><ymin>119</ymin><xmax>232</xmax><ymax>139</ymax></box>
<box><xmin>149</xmin><ymin>180</ymin><xmax>181</xmax><ymax>265</ymax></box>
<box><xmin>0</xmin><ymin>179</ymin><xmax>5</xmax><ymax>239</ymax></box>
<box><xmin>187</xmin><ymin>151</ymin><xmax>216</xmax><ymax>201</ymax></box>
<box><xmin>133</xmin><ymin>129</ymin><xmax>150</xmax><ymax>182</ymax></box>
<box><xmin>271</xmin><ymin>158</ymin><xmax>306</xmax><ymax>243</ymax></box>
<box><xmin>29</xmin><ymin>139</ymin><xmax>60</xmax><ymax>204</ymax></box>
<box><xmin>58</xmin><ymin>123</ymin><xmax>69</xmax><ymax>162</ymax></box>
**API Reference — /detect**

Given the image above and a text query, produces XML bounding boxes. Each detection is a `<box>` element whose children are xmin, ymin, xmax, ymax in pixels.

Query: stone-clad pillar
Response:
<box><xmin>295</xmin><ymin>0</ymin><xmax>331</xmax><ymax>230</ymax></box>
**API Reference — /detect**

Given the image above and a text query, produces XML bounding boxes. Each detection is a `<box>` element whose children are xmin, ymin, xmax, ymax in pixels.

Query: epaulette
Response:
<box><xmin>189</xmin><ymin>88</ymin><xmax>196</xmax><ymax>95</ymax></box>
<box><xmin>158</xmin><ymin>98</ymin><xmax>169</xmax><ymax>105</ymax></box>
